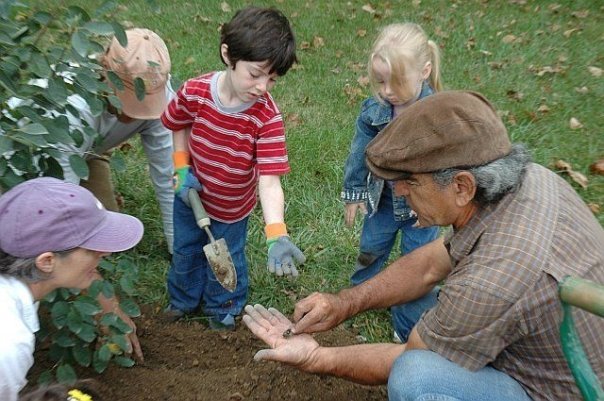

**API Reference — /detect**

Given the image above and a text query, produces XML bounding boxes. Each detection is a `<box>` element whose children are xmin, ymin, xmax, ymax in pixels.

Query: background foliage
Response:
<box><xmin>13</xmin><ymin>0</ymin><xmax>604</xmax><ymax>371</ymax></box>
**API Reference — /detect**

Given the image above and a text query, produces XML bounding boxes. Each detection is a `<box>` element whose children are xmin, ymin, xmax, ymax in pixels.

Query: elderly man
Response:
<box><xmin>243</xmin><ymin>91</ymin><xmax>604</xmax><ymax>400</ymax></box>
<box><xmin>0</xmin><ymin>177</ymin><xmax>144</xmax><ymax>401</ymax></box>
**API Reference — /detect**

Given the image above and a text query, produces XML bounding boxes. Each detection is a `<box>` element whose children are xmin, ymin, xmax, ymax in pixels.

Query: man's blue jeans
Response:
<box><xmin>352</xmin><ymin>188</ymin><xmax>439</xmax><ymax>286</ymax></box>
<box><xmin>167</xmin><ymin>196</ymin><xmax>248</xmax><ymax>318</ymax></box>
<box><xmin>389</xmin><ymin>289</ymin><xmax>532</xmax><ymax>401</ymax></box>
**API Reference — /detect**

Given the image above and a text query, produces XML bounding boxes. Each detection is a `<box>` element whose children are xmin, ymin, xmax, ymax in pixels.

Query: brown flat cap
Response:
<box><xmin>365</xmin><ymin>91</ymin><xmax>511</xmax><ymax>179</ymax></box>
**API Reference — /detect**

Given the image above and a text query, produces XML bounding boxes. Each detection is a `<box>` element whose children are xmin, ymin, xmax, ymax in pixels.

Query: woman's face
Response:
<box><xmin>51</xmin><ymin>248</ymin><xmax>110</xmax><ymax>290</ymax></box>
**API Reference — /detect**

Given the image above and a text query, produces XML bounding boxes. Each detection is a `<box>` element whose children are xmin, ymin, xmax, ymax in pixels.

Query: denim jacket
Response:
<box><xmin>341</xmin><ymin>82</ymin><xmax>433</xmax><ymax>218</ymax></box>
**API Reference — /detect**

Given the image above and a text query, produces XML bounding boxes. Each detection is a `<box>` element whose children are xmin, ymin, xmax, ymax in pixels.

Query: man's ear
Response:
<box><xmin>220</xmin><ymin>44</ymin><xmax>232</xmax><ymax>68</ymax></box>
<box><xmin>452</xmin><ymin>171</ymin><xmax>476</xmax><ymax>207</ymax></box>
<box><xmin>35</xmin><ymin>252</ymin><xmax>55</xmax><ymax>274</ymax></box>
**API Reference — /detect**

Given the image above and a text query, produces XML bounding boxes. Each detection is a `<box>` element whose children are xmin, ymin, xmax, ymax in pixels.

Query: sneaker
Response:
<box><xmin>162</xmin><ymin>305</ymin><xmax>185</xmax><ymax>323</ymax></box>
<box><xmin>393</xmin><ymin>330</ymin><xmax>402</xmax><ymax>344</ymax></box>
<box><xmin>208</xmin><ymin>314</ymin><xmax>236</xmax><ymax>331</ymax></box>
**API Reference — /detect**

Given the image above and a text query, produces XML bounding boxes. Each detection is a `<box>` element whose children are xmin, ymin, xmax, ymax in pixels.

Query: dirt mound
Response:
<box><xmin>28</xmin><ymin>307</ymin><xmax>387</xmax><ymax>400</ymax></box>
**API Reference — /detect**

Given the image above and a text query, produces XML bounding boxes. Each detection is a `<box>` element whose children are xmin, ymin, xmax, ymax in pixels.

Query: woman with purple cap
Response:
<box><xmin>0</xmin><ymin>177</ymin><xmax>144</xmax><ymax>401</ymax></box>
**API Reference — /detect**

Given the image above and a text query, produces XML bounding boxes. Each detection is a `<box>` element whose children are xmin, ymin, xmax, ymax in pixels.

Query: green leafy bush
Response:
<box><xmin>0</xmin><ymin>0</ymin><xmax>144</xmax><ymax>383</ymax></box>
<box><xmin>36</xmin><ymin>256</ymin><xmax>142</xmax><ymax>383</ymax></box>
<box><xmin>0</xmin><ymin>0</ymin><xmax>128</xmax><ymax>190</ymax></box>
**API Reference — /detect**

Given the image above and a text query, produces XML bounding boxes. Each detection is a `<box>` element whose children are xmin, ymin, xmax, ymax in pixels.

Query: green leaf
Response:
<box><xmin>66</xmin><ymin>308</ymin><xmax>84</xmax><ymax>334</ymax></box>
<box><xmin>113</xmin><ymin>356</ymin><xmax>135</xmax><ymax>368</ymax></box>
<box><xmin>68</xmin><ymin>154</ymin><xmax>89</xmax><ymax>178</ymax></box>
<box><xmin>29</xmin><ymin>52</ymin><xmax>52</xmax><ymax>78</ymax></box>
<box><xmin>12</xmin><ymin>132</ymin><xmax>48</xmax><ymax>147</ymax></box>
<box><xmin>56</xmin><ymin>364</ymin><xmax>77</xmax><ymax>384</ymax></box>
<box><xmin>101</xmin><ymin>280</ymin><xmax>114</xmax><ymax>298</ymax></box>
<box><xmin>50</xmin><ymin>301</ymin><xmax>70</xmax><ymax>329</ymax></box>
<box><xmin>44</xmin><ymin>116</ymin><xmax>75</xmax><ymax>145</ymax></box>
<box><xmin>109</xmin><ymin>151</ymin><xmax>126</xmax><ymax>171</ymax></box>
<box><xmin>106</xmin><ymin>70</ymin><xmax>124</xmax><ymax>90</ymax></box>
<box><xmin>98</xmin><ymin>259</ymin><xmax>116</xmax><ymax>273</ymax></box>
<box><xmin>113</xmin><ymin>315</ymin><xmax>133</xmax><ymax>334</ymax></box>
<box><xmin>110</xmin><ymin>334</ymin><xmax>129</xmax><ymax>352</ymax></box>
<box><xmin>119</xmin><ymin>276</ymin><xmax>135</xmax><ymax>295</ymax></box>
<box><xmin>75</xmin><ymin>71</ymin><xmax>100</xmax><ymax>94</ymax></box>
<box><xmin>71</xmin><ymin>30</ymin><xmax>91</xmax><ymax>58</ymax></box>
<box><xmin>73</xmin><ymin>299</ymin><xmax>102</xmax><ymax>316</ymax></box>
<box><xmin>83</xmin><ymin>21</ymin><xmax>114</xmax><ymax>35</ymax></box>
<box><xmin>99</xmin><ymin>313</ymin><xmax>117</xmax><ymax>327</ymax></box>
<box><xmin>72</xmin><ymin>344</ymin><xmax>92</xmax><ymax>367</ymax></box>
<box><xmin>111</xmin><ymin>21</ymin><xmax>127</xmax><ymax>47</ymax></box>
<box><xmin>94</xmin><ymin>1</ymin><xmax>118</xmax><ymax>17</ymax></box>
<box><xmin>92</xmin><ymin>352</ymin><xmax>109</xmax><ymax>373</ymax></box>
<box><xmin>0</xmin><ymin>70</ymin><xmax>19</xmax><ymax>95</ymax></box>
<box><xmin>133</xmin><ymin>77</ymin><xmax>146</xmax><ymax>101</ymax></box>
<box><xmin>98</xmin><ymin>344</ymin><xmax>112</xmax><ymax>362</ymax></box>
<box><xmin>0</xmin><ymin>135</ymin><xmax>13</xmax><ymax>154</ymax></box>
<box><xmin>0</xmin><ymin>167</ymin><xmax>24</xmax><ymax>189</ymax></box>
<box><xmin>107</xmin><ymin>94</ymin><xmax>122</xmax><ymax>110</ymax></box>
<box><xmin>47</xmin><ymin>77</ymin><xmax>69</xmax><ymax>106</ymax></box>
<box><xmin>119</xmin><ymin>298</ymin><xmax>141</xmax><ymax>317</ymax></box>
<box><xmin>21</xmin><ymin>123</ymin><xmax>48</xmax><ymax>135</ymax></box>
<box><xmin>75</xmin><ymin>323</ymin><xmax>97</xmax><ymax>342</ymax></box>
<box><xmin>33</xmin><ymin>11</ymin><xmax>53</xmax><ymax>25</ymax></box>
<box><xmin>55</xmin><ymin>332</ymin><xmax>76</xmax><ymax>347</ymax></box>
<box><xmin>37</xmin><ymin>370</ymin><xmax>54</xmax><ymax>385</ymax></box>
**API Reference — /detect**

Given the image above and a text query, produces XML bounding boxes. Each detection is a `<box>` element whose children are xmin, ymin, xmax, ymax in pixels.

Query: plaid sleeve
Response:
<box><xmin>416</xmin><ymin>279</ymin><xmax>522</xmax><ymax>371</ymax></box>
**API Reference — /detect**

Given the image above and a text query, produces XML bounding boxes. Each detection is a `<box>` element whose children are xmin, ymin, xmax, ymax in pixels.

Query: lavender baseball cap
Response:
<box><xmin>0</xmin><ymin>177</ymin><xmax>144</xmax><ymax>258</ymax></box>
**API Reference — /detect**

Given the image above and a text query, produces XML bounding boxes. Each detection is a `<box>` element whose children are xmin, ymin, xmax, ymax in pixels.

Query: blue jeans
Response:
<box><xmin>352</xmin><ymin>188</ymin><xmax>439</xmax><ymax>285</ymax></box>
<box><xmin>389</xmin><ymin>290</ymin><xmax>532</xmax><ymax>401</ymax></box>
<box><xmin>167</xmin><ymin>196</ymin><xmax>248</xmax><ymax>318</ymax></box>
<box><xmin>388</xmin><ymin>351</ymin><xmax>532</xmax><ymax>401</ymax></box>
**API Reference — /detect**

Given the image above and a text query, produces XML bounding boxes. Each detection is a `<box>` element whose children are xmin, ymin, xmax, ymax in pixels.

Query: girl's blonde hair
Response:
<box><xmin>369</xmin><ymin>23</ymin><xmax>442</xmax><ymax>102</ymax></box>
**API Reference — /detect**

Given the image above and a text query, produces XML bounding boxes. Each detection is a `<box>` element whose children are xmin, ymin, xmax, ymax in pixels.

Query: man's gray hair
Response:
<box><xmin>0</xmin><ymin>249</ymin><xmax>74</xmax><ymax>282</ymax></box>
<box><xmin>432</xmin><ymin>144</ymin><xmax>531</xmax><ymax>206</ymax></box>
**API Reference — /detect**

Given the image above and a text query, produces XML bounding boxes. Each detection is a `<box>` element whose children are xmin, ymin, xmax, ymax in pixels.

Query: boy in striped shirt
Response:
<box><xmin>161</xmin><ymin>7</ymin><xmax>304</xmax><ymax>329</ymax></box>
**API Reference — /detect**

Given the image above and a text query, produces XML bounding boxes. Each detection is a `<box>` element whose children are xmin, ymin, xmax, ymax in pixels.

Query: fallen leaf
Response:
<box><xmin>285</xmin><ymin>113</ymin><xmax>302</xmax><ymax>128</ymax></box>
<box><xmin>589</xmin><ymin>160</ymin><xmax>604</xmax><ymax>176</ymax></box>
<box><xmin>299</xmin><ymin>41</ymin><xmax>311</xmax><ymax>50</ymax></box>
<box><xmin>357</xmin><ymin>29</ymin><xmax>367</xmax><ymax>37</ymax></box>
<box><xmin>502</xmin><ymin>34</ymin><xmax>517</xmax><ymax>44</ymax></box>
<box><xmin>548</xmin><ymin>3</ymin><xmax>562</xmax><ymax>13</ymax></box>
<box><xmin>588</xmin><ymin>66</ymin><xmax>602</xmax><ymax>77</ymax></box>
<box><xmin>506</xmin><ymin>90</ymin><xmax>524</xmax><ymax>101</ymax></box>
<box><xmin>568</xmin><ymin>170</ymin><xmax>588</xmax><ymax>189</ymax></box>
<box><xmin>488</xmin><ymin>61</ymin><xmax>505</xmax><ymax>70</ymax></box>
<box><xmin>466</xmin><ymin>37</ymin><xmax>476</xmax><ymax>49</ymax></box>
<box><xmin>118</xmin><ymin>142</ymin><xmax>133</xmax><ymax>153</ymax></box>
<box><xmin>480</xmin><ymin>50</ymin><xmax>493</xmax><ymax>56</ymax></box>
<box><xmin>184</xmin><ymin>56</ymin><xmax>195</xmax><ymax>65</ymax></box>
<box><xmin>537</xmin><ymin>104</ymin><xmax>550</xmax><ymax>113</ymax></box>
<box><xmin>331</xmin><ymin>67</ymin><xmax>341</xmax><ymax>74</ymax></box>
<box><xmin>569</xmin><ymin>117</ymin><xmax>583</xmax><ymax>129</ymax></box>
<box><xmin>357</xmin><ymin>75</ymin><xmax>370</xmax><ymax>87</ymax></box>
<box><xmin>220</xmin><ymin>1</ymin><xmax>231</xmax><ymax>13</ymax></box>
<box><xmin>362</xmin><ymin>4</ymin><xmax>376</xmax><ymax>14</ymax></box>
<box><xmin>563</xmin><ymin>28</ymin><xmax>580</xmax><ymax>38</ymax></box>
<box><xmin>435</xmin><ymin>26</ymin><xmax>449</xmax><ymax>39</ymax></box>
<box><xmin>343</xmin><ymin>84</ymin><xmax>364</xmax><ymax>104</ymax></box>
<box><xmin>312</xmin><ymin>36</ymin><xmax>325</xmax><ymax>49</ymax></box>
<box><xmin>572</xmin><ymin>88</ymin><xmax>589</xmax><ymax>97</ymax></box>
<box><xmin>335</xmin><ymin>50</ymin><xmax>344</xmax><ymax>58</ymax></box>
<box><xmin>412</xmin><ymin>0</ymin><xmax>421</xmax><ymax>6</ymax></box>
<box><xmin>554</xmin><ymin>159</ymin><xmax>572</xmax><ymax>171</ymax></box>
<box><xmin>588</xmin><ymin>203</ymin><xmax>600</xmax><ymax>214</ymax></box>
<box><xmin>347</xmin><ymin>62</ymin><xmax>365</xmax><ymax>72</ymax></box>
<box><xmin>571</xmin><ymin>10</ymin><xmax>589</xmax><ymax>18</ymax></box>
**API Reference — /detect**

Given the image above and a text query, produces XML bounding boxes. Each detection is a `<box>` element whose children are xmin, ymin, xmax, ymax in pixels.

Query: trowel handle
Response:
<box><xmin>188</xmin><ymin>189</ymin><xmax>211</xmax><ymax>229</ymax></box>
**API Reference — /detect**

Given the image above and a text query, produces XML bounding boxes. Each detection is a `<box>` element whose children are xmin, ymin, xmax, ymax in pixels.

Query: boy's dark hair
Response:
<box><xmin>220</xmin><ymin>7</ymin><xmax>297</xmax><ymax>76</ymax></box>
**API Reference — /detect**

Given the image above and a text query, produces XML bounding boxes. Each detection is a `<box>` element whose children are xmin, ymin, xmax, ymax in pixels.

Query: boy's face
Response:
<box><xmin>227</xmin><ymin>60</ymin><xmax>279</xmax><ymax>103</ymax></box>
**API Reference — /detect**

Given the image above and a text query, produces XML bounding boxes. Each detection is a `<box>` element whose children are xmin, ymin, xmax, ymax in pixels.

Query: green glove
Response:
<box><xmin>173</xmin><ymin>166</ymin><xmax>189</xmax><ymax>196</ymax></box>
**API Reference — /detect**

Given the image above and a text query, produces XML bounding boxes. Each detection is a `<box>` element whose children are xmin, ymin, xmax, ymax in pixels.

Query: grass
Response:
<box><xmin>29</xmin><ymin>0</ymin><xmax>604</xmax><ymax>342</ymax></box>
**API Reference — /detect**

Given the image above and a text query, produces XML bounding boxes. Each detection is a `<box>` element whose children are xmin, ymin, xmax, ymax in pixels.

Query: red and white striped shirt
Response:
<box><xmin>161</xmin><ymin>72</ymin><xmax>290</xmax><ymax>222</ymax></box>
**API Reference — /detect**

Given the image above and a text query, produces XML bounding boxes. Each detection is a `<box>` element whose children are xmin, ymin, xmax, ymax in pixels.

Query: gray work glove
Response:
<box><xmin>266</xmin><ymin>236</ymin><xmax>306</xmax><ymax>277</ymax></box>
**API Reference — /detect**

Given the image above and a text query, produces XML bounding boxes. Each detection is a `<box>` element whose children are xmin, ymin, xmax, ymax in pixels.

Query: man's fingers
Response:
<box><xmin>254</xmin><ymin>348</ymin><xmax>279</xmax><ymax>362</ymax></box>
<box><xmin>267</xmin><ymin>307</ymin><xmax>292</xmax><ymax>326</ymax></box>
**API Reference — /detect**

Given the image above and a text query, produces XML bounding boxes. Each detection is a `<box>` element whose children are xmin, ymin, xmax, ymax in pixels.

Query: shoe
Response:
<box><xmin>393</xmin><ymin>330</ymin><xmax>402</xmax><ymax>344</ymax></box>
<box><xmin>208</xmin><ymin>314</ymin><xmax>235</xmax><ymax>331</ymax></box>
<box><xmin>162</xmin><ymin>305</ymin><xmax>185</xmax><ymax>322</ymax></box>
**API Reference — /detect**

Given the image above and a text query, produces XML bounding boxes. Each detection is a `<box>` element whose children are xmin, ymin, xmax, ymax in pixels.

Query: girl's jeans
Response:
<box><xmin>351</xmin><ymin>188</ymin><xmax>439</xmax><ymax>286</ymax></box>
<box><xmin>167</xmin><ymin>196</ymin><xmax>248</xmax><ymax>318</ymax></box>
<box><xmin>389</xmin><ymin>289</ymin><xmax>532</xmax><ymax>401</ymax></box>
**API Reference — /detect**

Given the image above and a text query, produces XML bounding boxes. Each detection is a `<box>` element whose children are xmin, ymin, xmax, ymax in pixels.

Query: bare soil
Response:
<box><xmin>28</xmin><ymin>306</ymin><xmax>387</xmax><ymax>401</ymax></box>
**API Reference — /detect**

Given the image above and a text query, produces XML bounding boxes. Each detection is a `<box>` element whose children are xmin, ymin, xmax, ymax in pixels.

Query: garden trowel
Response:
<box><xmin>188</xmin><ymin>189</ymin><xmax>237</xmax><ymax>292</ymax></box>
